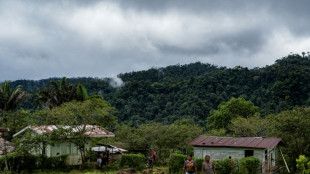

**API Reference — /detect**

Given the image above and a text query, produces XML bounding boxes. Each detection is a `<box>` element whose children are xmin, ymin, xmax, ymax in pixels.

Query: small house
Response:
<box><xmin>189</xmin><ymin>136</ymin><xmax>283</xmax><ymax>173</ymax></box>
<box><xmin>13</xmin><ymin>125</ymin><xmax>115</xmax><ymax>165</ymax></box>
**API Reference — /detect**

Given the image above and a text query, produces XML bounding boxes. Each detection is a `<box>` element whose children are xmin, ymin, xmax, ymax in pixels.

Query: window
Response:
<box><xmin>245</xmin><ymin>150</ymin><xmax>254</xmax><ymax>157</ymax></box>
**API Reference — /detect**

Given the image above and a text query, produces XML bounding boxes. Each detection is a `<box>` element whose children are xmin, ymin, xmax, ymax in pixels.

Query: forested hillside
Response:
<box><xmin>9</xmin><ymin>54</ymin><xmax>310</xmax><ymax>125</ymax></box>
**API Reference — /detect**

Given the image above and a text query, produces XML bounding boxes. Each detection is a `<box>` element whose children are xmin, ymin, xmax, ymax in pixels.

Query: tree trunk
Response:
<box><xmin>79</xmin><ymin>147</ymin><xmax>86</xmax><ymax>165</ymax></box>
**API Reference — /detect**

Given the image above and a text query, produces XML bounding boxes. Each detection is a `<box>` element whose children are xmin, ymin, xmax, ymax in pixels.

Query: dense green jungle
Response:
<box><xmin>10</xmin><ymin>54</ymin><xmax>310</xmax><ymax>126</ymax></box>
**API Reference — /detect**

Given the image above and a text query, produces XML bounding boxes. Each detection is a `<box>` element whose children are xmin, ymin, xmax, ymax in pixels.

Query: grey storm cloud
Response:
<box><xmin>0</xmin><ymin>0</ymin><xmax>310</xmax><ymax>81</ymax></box>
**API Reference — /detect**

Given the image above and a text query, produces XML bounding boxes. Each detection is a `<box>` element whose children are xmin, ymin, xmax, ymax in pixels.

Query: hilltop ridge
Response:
<box><xmin>9</xmin><ymin>54</ymin><xmax>310</xmax><ymax>125</ymax></box>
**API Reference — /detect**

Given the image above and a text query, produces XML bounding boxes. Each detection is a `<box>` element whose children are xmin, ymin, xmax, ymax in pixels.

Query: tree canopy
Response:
<box><xmin>0</xmin><ymin>81</ymin><xmax>28</xmax><ymax>114</ymax></box>
<box><xmin>207</xmin><ymin>97</ymin><xmax>259</xmax><ymax>131</ymax></box>
<box><xmin>9</xmin><ymin>54</ymin><xmax>310</xmax><ymax>125</ymax></box>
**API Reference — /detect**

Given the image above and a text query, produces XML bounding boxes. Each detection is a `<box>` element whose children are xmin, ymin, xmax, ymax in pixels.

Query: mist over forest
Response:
<box><xmin>9</xmin><ymin>53</ymin><xmax>310</xmax><ymax>126</ymax></box>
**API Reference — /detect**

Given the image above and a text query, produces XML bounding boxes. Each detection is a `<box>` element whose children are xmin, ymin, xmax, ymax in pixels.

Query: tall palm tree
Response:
<box><xmin>36</xmin><ymin>77</ymin><xmax>101</xmax><ymax>109</ymax></box>
<box><xmin>75</xmin><ymin>83</ymin><xmax>103</xmax><ymax>100</ymax></box>
<box><xmin>75</xmin><ymin>84</ymin><xmax>89</xmax><ymax>101</ymax></box>
<box><xmin>37</xmin><ymin>77</ymin><xmax>77</xmax><ymax>109</ymax></box>
<box><xmin>0</xmin><ymin>81</ymin><xmax>28</xmax><ymax>114</ymax></box>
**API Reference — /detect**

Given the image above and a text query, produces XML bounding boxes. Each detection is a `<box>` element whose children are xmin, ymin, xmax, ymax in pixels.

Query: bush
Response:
<box><xmin>212</xmin><ymin>157</ymin><xmax>258</xmax><ymax>174</ymax></box>
<box><xmin>0</xmin><ymin>153</ymin><xmax>68</xmax><ymax>172</ymax></box>
<box><xmin>120</xmin><ymin>154</ymin><xmax>145</xmax><ymax>171</ymax></box>
<box><xmin>214</xmin><ymin>158</ymin><xmax>236</xmax><ymax>174</ymax></box>
<box><xmin>296</xmin><ymin>155</ymin><xmax>310</xmax><ymax>174</ymax></box>
<box><xmin>168</xmin><ymin>153</ymin><xmax>187</xmax><ymax>174</ymax></box>
<box><xmin>37</xmin><ymin>155</ymin><xmax>68</xmax><ymax>170</ymax></box>
<box><xmin>103</xmin><ymin>159</ymin><xmax>121</xmax><ymax>171</ymax></box>
<box><xmin>195</xmin><ymin>158</ymin><xmax>204</xmax><ymax>172</ymax></box>
<box><xmin>0</xmin><ymin>153</ymin><xmax>38</xmax><ymax>172</ymax></box>
<box><xmin>201</xmin><ymin>158</ymin><xmax>241</xmax><ymax>174</ymax></box>
<box><xmin>154</xmin><ymin>149</ymin><xmax>170</xmax><ymax>167</ymax></box>
<box><xmin>213</xmin><ymin>157</ymin><xmax>259</xmax><ymax>174</ymax></box>
<box><xmin>240</xmin><ymin>156</ymin><xmax>260</xmax><ymax>174</ymax></box>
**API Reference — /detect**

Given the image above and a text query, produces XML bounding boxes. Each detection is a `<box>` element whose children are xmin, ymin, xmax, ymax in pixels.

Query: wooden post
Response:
<box><xmin>279</xmin><ymin>147</ymin><xmax>290</xmax><ymax>173</ymax></box>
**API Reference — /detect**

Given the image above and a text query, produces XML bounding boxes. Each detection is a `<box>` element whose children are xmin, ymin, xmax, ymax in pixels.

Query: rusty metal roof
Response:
<box><xmin>13</xmin><ymin>125</ymin><xmax>115</xmax><ymax>138</ymax></box>
<box><xmin>189</xmin><ymin>136</ymin><xmax>283</xmax><ymax>149</ymax></box>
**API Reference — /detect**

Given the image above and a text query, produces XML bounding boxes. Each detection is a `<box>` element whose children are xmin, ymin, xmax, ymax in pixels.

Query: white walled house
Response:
<box><xmin>189</xmin><ymin>136</ymin><xmax>283</xmax><ymax>173</ymax></box>
<box><xmin>13</xmin><ymin>125</ymin><xmax>115</xmax><ymax>165</ymax></box>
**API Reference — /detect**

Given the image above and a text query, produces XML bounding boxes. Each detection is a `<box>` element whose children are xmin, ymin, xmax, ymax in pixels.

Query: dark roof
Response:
<box><xmin>189</xmin><ymin>136</ymin><xmax>283</xmax><ymax>149</ymax></box>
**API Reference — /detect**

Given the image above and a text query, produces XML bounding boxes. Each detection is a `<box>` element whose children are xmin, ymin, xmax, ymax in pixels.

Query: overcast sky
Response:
<box><xmin>1</xmin><ymin>0</ymin><xmax>310</xmax><ymax>81</ymax></box>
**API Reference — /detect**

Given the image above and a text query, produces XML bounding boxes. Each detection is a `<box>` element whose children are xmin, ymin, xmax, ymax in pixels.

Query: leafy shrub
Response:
<box><xmin>231</xmin><ymin>159</ymin><xmax>241</xmax><ymax>174</ymax></box>
<box><xmin>0</xmin><ymin>153</ymin><xmax>38</xmax><ymax>172</ymax></box>
<box><xmin>240</xmin><ymin>156</ymin><xmax>260</xmax><ymax>174</ymax></box>
<box><xmin>0</xmin><ymin>153</ymin><xmax>68</xmax><ymax>172</ymax></box>
<box><xmin>214</xmin><ymin>158</ymin><xmax>236</xmax><ymax>174</ymax></box>
<box><xmin>37</xmin><ymin>155</ymin><xmax>68</xmax><ymax>170</ymax></box>
<box><xmin>296</xmin><ymin>155</ymin><xmax>310</xmax><ymax>174</ymax></box>
<box><xmin>214</xmin><ymin>158</ymin><xmax>242</xmax><ymax>174</ymax></box>
<box><xmin>120</xmin><ymin>154</ymin><xmax>145</xmax><ymax>171</ymax></box>
<box><xmin>103</xmin><ymin>159</ymin><xmax>121</xmax><ymax>171</ymax></box>
<box><xmin>195</xmin><ymin>158</ymin><xmax>204</xmax><ymax>172</ymax></box>
<box><xmin>168</xmin><ymin>153</ymin><xmax>187</xmax><ymax>174</ymax></box>
<box><xmin>154</xmin><ymin>149</ymin><xmax>170</xmax><ymax>166</ymax></box>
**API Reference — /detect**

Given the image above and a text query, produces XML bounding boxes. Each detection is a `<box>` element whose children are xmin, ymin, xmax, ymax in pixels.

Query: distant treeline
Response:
<box><xmin>10</xmin><ymin>54</ymin><xmax>310</xmax><ymax>125</ymax></box>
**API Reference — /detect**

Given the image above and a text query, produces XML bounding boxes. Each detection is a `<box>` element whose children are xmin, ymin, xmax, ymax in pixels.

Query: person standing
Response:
<box><xmin>97</xmin><ymin>153</ymin><xmax>103</xmax><ymax>168</ymax></box>
<box><xmin>103</xmin><ymin>153</ymin><xmax>108</xmax><ymax>165</ymax></box>
<box><xmin>147</xmin><ymin>149</ymin><xmax>157</xmax><ymax>169</ymax></box>
<box><xmin>183</xmin><ymin>154</ymin><xmax>197</xmax><ymax>174</ymax></box>
<box><xmin>147</xmin><ymin>156</ymin><xmax>153</xmax><ymax>169</ymax></box>
<box><xmin>202</xmin><ymin>155</ymin><xmax>216</xmax><ymax>174</ymax></box>
<box><xmin>152</xmin><ymin>149</ymin><xmax>157</xmax><ymax>163</ymax></box>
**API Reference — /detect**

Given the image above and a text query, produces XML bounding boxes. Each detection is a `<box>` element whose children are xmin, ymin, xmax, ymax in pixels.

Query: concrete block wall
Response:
<box><xmin>194</xmin><ymin>147</ymin><xmax>264</xmax><ymax>161</ymax></box>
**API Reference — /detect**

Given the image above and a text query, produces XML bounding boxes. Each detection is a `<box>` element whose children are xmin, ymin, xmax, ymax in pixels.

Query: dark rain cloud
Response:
<box><xmin>0</xmin><ymin>0</ymin><xmax>309</xmax><ymax>81</ymax></box>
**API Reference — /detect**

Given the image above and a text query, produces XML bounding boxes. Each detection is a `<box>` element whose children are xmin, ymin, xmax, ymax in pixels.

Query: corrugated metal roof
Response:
<box><xmin>189</xmin><ymin>136</ymin><xmax>282</xmax><ymax>149</ymax></box>
<box><xmin>13</xmin><ymin>125</ymin><xmax>115</xmax><ymax>138</ymax></box>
